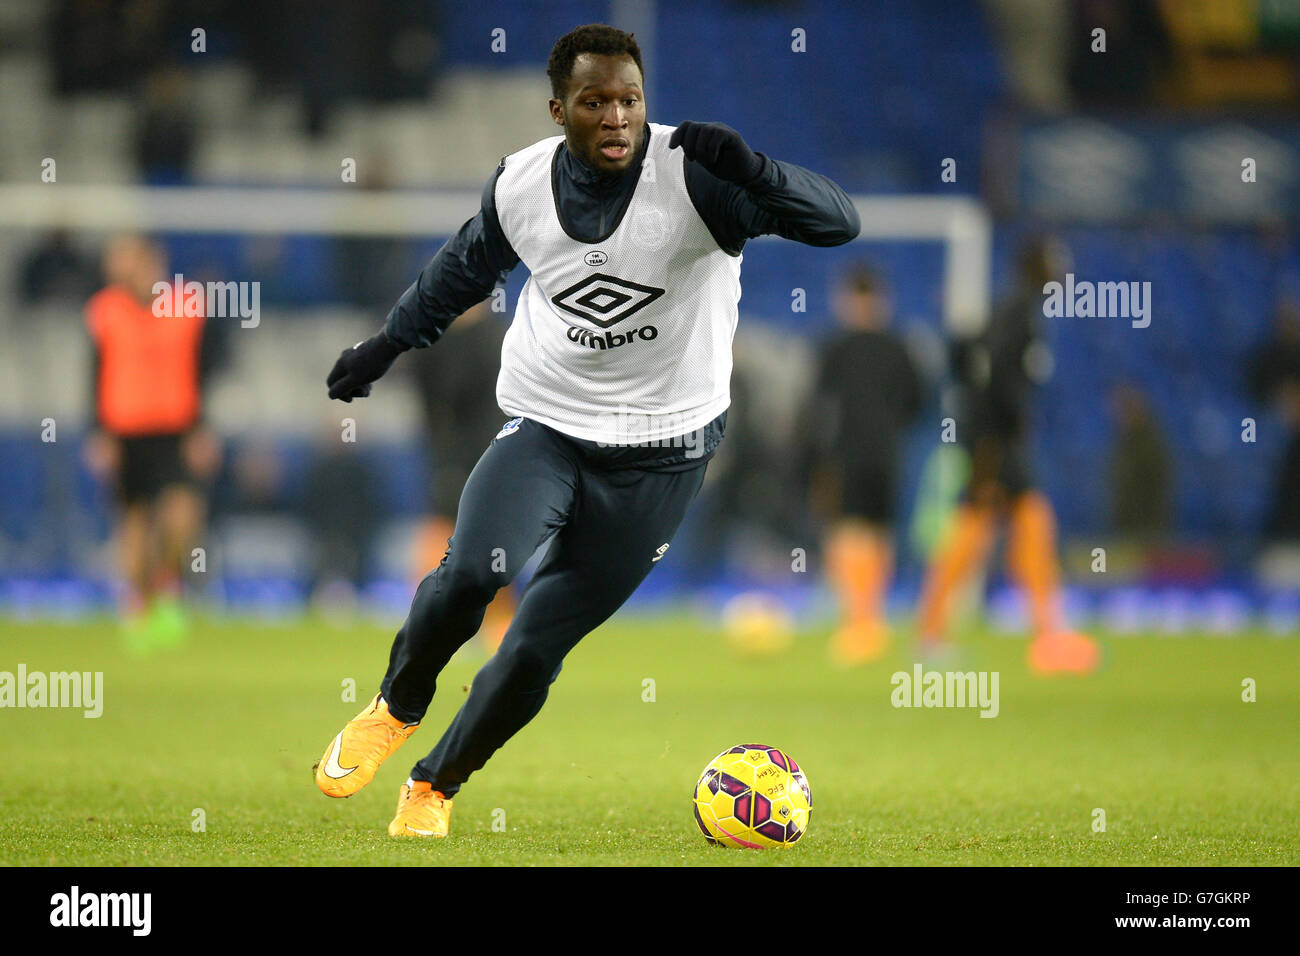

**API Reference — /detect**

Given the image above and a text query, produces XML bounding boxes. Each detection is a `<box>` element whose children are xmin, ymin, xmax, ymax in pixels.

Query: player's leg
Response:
<box><xmin>478</xmin><ymin>583</ymin><xmax>517</xmax><ymax>654</ymax></box>
<box><xmin>118</xmin><ymin>507</ymin><xmax>151</xmax><ymax>606</ymax></box>
<box><xmin>1007</xmin><ymin>486</ymin><xmax>1101</xmax><ymax>674</ymax></box>
<box><xmin>129</xmin><ymin>435</ymin><xmax>199</xmax><ymax>645</ymax></box>
<box><xmin>828</xmin><ymin>461</ymin><xmax>897</xmax><ymax>665</ymax></box>
<box><xmin>150</xmin><ymin>479</ymin><xmax>203</xmax><ymax>646</ymax></box>
<box><xmin>410</xmin><ymin>445</ymin><xmax>465</xmax><ymax>585</ymax></box>
<box><xmin>379</xmin><ymin>422</ymin><xmax>582</xmax><ymax>723</ymax></box>
<box><xmin>412</xmin><ymin>514</ymin><xmax>455</xmax><ymax>584</ymax></box>
<box><xmin>155</xmin><ymin>484</ymin><xmax>202</xmax><ymax>581</ymax></box>
<box><xmin>1005</xmin><ymin>488</ymin><xmax>1062</xmax><ymax>636</ymax></box>
<box><xmin>828</xmin><ymin>521</ymin><xmax>894</xmax><ymax>664</ymax></box>
<box><xmin>915</xmin><ymin>437</ymin><xmax>1004</xmax><ymax>651</ymax></box>
<box><xmin>411</xmin><ymin>457</ymin><xmax>515</xmax><ymax>653</ymax></box>
<box><xmin>117</xmin><ymin>502</ymin><xmax>152</xmax><ymax>651</ymax></box>
<box><xmin>388</xmin><ymin>461</ymin><xmax>707</xmax><ymax>836</ymax></box>
<box><xmin>114</xmin><ymin>440</ymin><xmax>150</xmax><ymax>602</ymax></box>
<box><xmin>315</xmin><ymin>419</ymin><xmax>579</xmax><ymax>798</ymax></box>
<box><xmin>114</xmin><ymin>437</ymin><xmax>158</xmax><ymax>651</ymax></box>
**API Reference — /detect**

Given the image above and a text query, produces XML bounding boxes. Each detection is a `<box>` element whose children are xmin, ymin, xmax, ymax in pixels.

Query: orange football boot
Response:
<box><xmin>1027</xmin><ymin>630</ymin><xmax>1102</xmax><ymax>675</ymax></box>
<box><xmin>388</xmin><ymin>780</ymin><xmax>453</xmax><ymax>838</ymax></box>
<box><xmin>831</xmin><ymin>618</ymin><xmax>891</xmax><ymax>667</ymax></box>
<box><xmin>315</xmin><ymin>694</ymin><xmax>419</xmax><ymax>798</ymax></box>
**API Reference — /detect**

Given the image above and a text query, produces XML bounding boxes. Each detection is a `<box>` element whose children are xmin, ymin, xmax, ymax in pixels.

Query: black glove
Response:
<box><xmin>326</xmin><ymin>332</ymin><xmax>405</xmax><ymax>402</ymax></box>
<box><xmin>668</xmin><ymin>121</ymin><xmax>765</xmax><ymax>185</ymax></box>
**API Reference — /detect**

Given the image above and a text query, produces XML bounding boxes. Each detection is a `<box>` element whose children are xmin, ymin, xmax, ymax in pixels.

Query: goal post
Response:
<box><xmin>0</xmin><ymin>184</ymin><xmax>993</xmax><ymax>334</ymax></box>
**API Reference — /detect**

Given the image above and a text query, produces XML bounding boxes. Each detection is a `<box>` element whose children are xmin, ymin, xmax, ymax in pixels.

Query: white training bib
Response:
<box><xmin>494</xmin><ymin>122</ymin><xmax>742</xmax><ymax>445</ymax></box>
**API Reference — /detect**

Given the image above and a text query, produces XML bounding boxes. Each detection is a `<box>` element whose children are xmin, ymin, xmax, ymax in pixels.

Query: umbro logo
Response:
<box><xmin>551</xmin><ymin>273</ymin><xmax>665</xmax><ymax>329</ymax></box>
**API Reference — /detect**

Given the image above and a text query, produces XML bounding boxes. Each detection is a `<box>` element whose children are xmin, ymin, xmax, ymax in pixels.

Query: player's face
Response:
<box><xmin>835</xmin><ymin>287</ymin><xmax>889</xmax><ymax>331</ymax></box>
<box><xmin>105</xmin><ymin>236</ymin><xmax>167</xmax><ymax>302</ymax></box>
<box><xmin>550</xmin><ymin>53</ymin><xmax>646</xmax><ymax>175</ymax></box>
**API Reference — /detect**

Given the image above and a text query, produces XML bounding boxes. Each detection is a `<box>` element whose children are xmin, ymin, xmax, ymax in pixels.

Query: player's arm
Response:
<box><xmin>327</xmin><ymin>164</ymin><xmax>521</xmax><ymax>402</ymax></box>
<box><xmin>83</xmin><ymin>296</ymin><xmax>119</xmax><ymax>479</ymax></box>
<box><xmin>672</xmin><ymin>121</ymin><xmax>861</xmax><ymax>254</ymax></box>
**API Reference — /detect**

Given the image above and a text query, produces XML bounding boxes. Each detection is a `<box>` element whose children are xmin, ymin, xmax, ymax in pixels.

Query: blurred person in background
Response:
<box><xmin>213</xmin><ymin>439</ymin><xmax>285</xmax><ymax>520</ymax></box>
<box><xmin>334</xmin><ymin>156</ymin><xmax>417</xmax><ymax>311</ymax></box>
<box><xmin>404</xmin><ymin>301</ymin><xmax>515</xmax><ymax>650</ymax></box>
<box><xmin>1249</xmin><ymin>298</ymin><xmax>1300</xmax><ymax>545</ymax></box>
<box><xmin>705</xmin><ymin>321</ymin><xmax>814</xmax><ymax>581</ymax></box>
<box><xmin>18</xmin><ymin>228</ymin><xmax>99</xmax><ymax>305</ymax></box>
<box><xmin>300</xmin><ymin>418</ymin><xmax>380</xmax><ymax>615</ymax></box>
<box><xmin>803</xmin><ymin>264</ymin><xmax>921</xmax><ymax>665</ymax></box>
<box><xmin>1108</xmin><ymin>381</ymin><xmax>1172</xmax><ymax>547</ymax></box>
<box><xmin>83</xmin><ymin>235</ymin><xmax>221</xmax><ymax>651</ymax></box>
<box><xmin>915</xmin><ymin>235</ymin><xmax>1101</xmax><ymax>674</ymax></box>
<box><xmin>1066</xmin><ymin>0</ymin><xmax>1171</xmax><ymax>107</ymax></box>
<box><xmin>135</xmin><ymin>65</ymin><xmax>197</xmax><ymax>184</ymax></box>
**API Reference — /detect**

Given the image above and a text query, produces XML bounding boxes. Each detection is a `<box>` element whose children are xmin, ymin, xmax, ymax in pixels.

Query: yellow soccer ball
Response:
<box><xmin>692</xmin><ymin>744</ymin><xmax>812</xmax><ymax>848</ymax></box>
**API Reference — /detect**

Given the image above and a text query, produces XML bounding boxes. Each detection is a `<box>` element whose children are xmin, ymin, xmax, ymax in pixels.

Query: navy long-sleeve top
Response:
<box><xmin>383</xmin><ymin>123</ymin><xmax>861</xmax><ymax>349</ymax></box>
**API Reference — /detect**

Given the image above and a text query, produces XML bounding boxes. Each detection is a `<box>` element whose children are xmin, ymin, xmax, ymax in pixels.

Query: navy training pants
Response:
<box><xmin>379</xmin><ymin>416</ymin><xmax>712</xmax><ymax>796</ymax></box>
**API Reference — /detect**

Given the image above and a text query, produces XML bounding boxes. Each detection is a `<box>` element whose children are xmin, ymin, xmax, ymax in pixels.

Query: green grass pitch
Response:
<box><xmin>1</xmin><ymin>611</ymin><xmax>1295</xmax><ymax>866</ymax></box>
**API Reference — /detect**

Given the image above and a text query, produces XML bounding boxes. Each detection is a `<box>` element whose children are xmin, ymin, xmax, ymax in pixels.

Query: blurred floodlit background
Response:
<box><xmin>1</xmin><ymin>0</ymin><xmax>1299</xmax><ymax>636</ymax></box>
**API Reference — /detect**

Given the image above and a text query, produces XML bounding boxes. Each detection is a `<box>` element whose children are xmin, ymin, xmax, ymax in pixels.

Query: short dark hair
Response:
<box><xmin>838</xmin><ymin>263</ymin><xmax>886</xmax><ymax>295</ymax></box>
<box><xmin>547</xmin><ymin>24</ymin><xmax>644</xmax><ymax>101</ymax></box>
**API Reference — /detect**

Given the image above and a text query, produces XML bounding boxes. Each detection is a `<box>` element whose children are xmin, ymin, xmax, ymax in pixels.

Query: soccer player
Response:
<box><xmin>84</xmin><ymin>235</ymin><xmax>220</xmax><ymax>650</ymax></box>
<box><xmin>804</xmin><ymin>264</ymin><xmax>922</xmax><ymax>665</ymax></box>
<box><xmin>314</xmin><ymin>23</ymin><xmax>860</xmax><ymax>837</ymax></box>
<box><xmin>914</xmin><ymin>236</ymin><xmax>1100</xmax><ymax>674</ymax></box>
